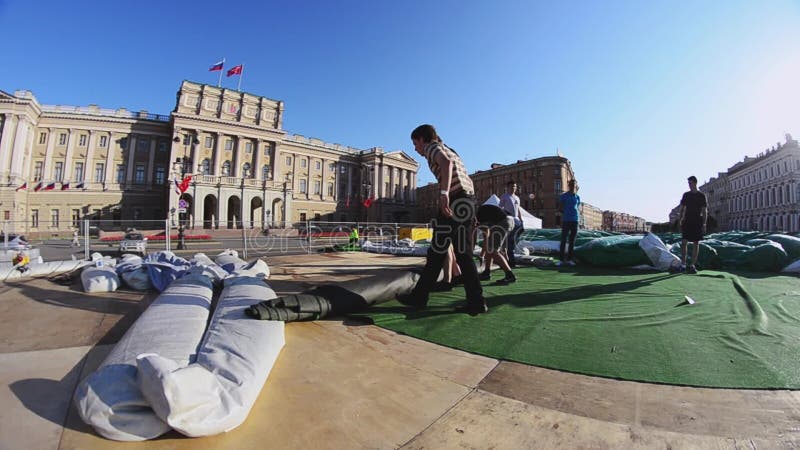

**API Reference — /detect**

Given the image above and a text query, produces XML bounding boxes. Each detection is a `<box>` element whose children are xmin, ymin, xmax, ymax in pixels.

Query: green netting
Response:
<box><xmin>574</xmin><ymin>235</ymin><xmax>650</xmax><ymax>267</ymax></box>
<box><xmin>351</xmin><ymin>267</ymin><xmax>800</xmax><ymax>389</ymax></box>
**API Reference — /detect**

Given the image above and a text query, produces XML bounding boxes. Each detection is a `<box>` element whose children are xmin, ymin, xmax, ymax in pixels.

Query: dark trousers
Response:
<box><xmin>560</xmin><ymin>221</ymin><xmax>578</xmax><ymax>261</ymax></box>
<box><xmin>506</xmin><ymin>223</ymin><xmax>522</xmax><ymax>266</ymax></box>
<box><xmin>412</xmin><ymin>203</ymin><xmax>484</xmax><ymax>307</ymax></box>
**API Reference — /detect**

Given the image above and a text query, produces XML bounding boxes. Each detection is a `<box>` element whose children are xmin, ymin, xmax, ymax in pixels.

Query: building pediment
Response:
<box><xmin>384</xmin><ymin>150</ymin><xmax>418</xmax><ymax>165</ymax></box>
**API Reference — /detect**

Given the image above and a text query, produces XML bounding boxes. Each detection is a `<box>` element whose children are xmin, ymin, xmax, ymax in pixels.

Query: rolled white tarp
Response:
<box><xmin>81</xmin><ymin>263</ymin><xmax>121</xmax><ymax>293</ymax></box>
<box><xmin>0</xmin><ymin>259</ymin><xmax>92</xmax><ymax>282</ymax></box>
<box><xmin>137</xmin><ymin>259</ymin><xmax>284</xmax><ymax>437</ymax></box>
<box><xmin>73</xmin><ymin>271</ymin><xmax>216</xmax><ymax>441</ymax></box>
<box><xmin>638</xmin><ymin>233</ymin><xmax>682</xmax><ymax>271</ymax></box>
<box><xmin>214</xmin><ymin>249</ymin><xmax>249</xmax><ymax>274</ymax></box>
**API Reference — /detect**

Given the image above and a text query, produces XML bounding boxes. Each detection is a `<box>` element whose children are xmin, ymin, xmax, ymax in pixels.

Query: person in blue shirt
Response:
<box><xmin>557</xmin><ymin>179</ymin><xmax>580</xmax><ymax>266</ymax></box>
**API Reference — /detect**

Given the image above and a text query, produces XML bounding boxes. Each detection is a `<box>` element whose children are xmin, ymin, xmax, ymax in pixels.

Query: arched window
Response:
<box><xmin>201</xmin><ymin>159</ymin><xmax>210</xmax><ymax>175</ymax></box>
<box><xmin>242</xmin><ymin>162</ymin><xmax>252</xmax><ymax>177</ymax></box>
<box><xmin>222</xmin><ymin>161</ymin><xmax>231</xmax><ymax>176</ymax></box>
<box><xmin>262</xmin><ymin>165</ymin><xmax>270</xmax><ymax>180</ymax></box>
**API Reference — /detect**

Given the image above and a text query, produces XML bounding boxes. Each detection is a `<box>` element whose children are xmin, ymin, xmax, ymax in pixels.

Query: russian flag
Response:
<box><xmin>15</xmin><ymin>182</ymin><xmax>27</xmax><ymax>192</ymax></box>
<box><xmin>174</xmin><ymin>178</ymin><xmax>181</xmax><ymax>195</ymax></box>
<box><xmin>34</xmin><ymin>182</ymin><xmax>44</xmax><ymax>192</ymax></box>
<box><xmin>209</xmin><ymin>60</ymin><xmax>224</xmax><ymax>72</ymax></box>
<box><xmin>61</xmin><ymin>181</ymin><xmax>70</xmax><ymax>190</ymax></box>
<box><xmin>44</xmin><ymin>182</ymin><xmax>56</xmax><ymax>191</ymax></box>
<box><xmin>75</xmin><ymin>181</ymin><xmax>85</xmax><ymax>190</ymax></box>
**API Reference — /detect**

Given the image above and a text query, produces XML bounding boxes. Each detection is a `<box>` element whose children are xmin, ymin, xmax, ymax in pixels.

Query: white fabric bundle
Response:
<box><xmin>638</xmin><ymin>233</ymin><xmax>682</xmax><ymax>271</ymax></box>
<box><xmin>73</xmin><ymin>272</ymin><xmax>215</xmax><ymax>441</ymax></box>
<box><xmin>81</xmin><ymin>264</ymin><xmax>121</xmax><ymax>293</ymax></box>
<box><xmin>137</xmin><ymin>259</ymin><xmax>284</xmax><ymax>437</ymax></box>
<box><xmin>214</xmin><ymin>249</ymin><xmax>248</xmax><ymax>274</ymax></box>
<box><xmin>0</xmin><ymin>259</ymin><xmax>92</xmax><ymax>282</ymax></box>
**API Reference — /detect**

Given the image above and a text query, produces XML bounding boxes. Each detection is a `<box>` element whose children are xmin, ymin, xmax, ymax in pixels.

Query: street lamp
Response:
<box><xmin>240</xmin><ymin>166</ymin><xmax>251</xmax><ymax>229</ymax></box>
<box><xmin>172</xmin><ymin>133</ymin><xmax>199</xmax><ymax>250</ymax></box>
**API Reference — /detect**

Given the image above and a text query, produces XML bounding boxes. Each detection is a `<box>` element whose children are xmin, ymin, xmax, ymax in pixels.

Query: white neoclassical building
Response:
<box><xmin>0</xmin><ymin>81</ymin><xmax>419</xmax><ymax>234</ymax></box>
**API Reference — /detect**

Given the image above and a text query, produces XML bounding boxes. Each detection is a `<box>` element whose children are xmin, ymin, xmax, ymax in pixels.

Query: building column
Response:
<box><xmin>254</xmin><ymin>140</ymin><xmax>265</xmax><ymax>180</ymax></box>
<box><xmin>104</xmin><ymin>133</ymin><xmax>115</xmax><ymax>187</ymax></box>
<box><xmin>63</xmin><ymin>130</ymin><xmax>77</xmax><ymax>184</ymax></box>
<box><xmin>10</xmin><ymin>116</ymin><xmax>30</xmax><ymax>181</ymax></box>
<box><xmin>41</xmin><ymin>127</ymin><xmax>56</xmax><ymax>181</ymax></box>
<box><xmin>85</xmin><ymin>131</ymin><xmax>97</xmax><ymax>184</ymax></box>
<box><xmin>321</xmin><ymin>158</ymin><xmax>328</xmax><ymax>201</ymax></box>
<box><xmin>0</xmin><ymin>114</ymin><xmax>18</xmax><ymax>180</ymax></box>
<box><xmin>232</xmin><ymin>136</ymin><xmax>241</xmax><ymax>177</ymax></box>
<box><xmin>398</xmin><ymin>169</ymin><xmax>405</xmax><ymax>202</ymax></box>
<box><xmin>146</xmin><ymin>138</ymin><xmax>157</xmax><ymax>186</ymax></box>
<box><xmin>373</xmin><ymin>163</ymin><xmax>380</xmax><ymax>198</ymax></box>
<box><xmin>213</xmin><ymin>132</ymin><xmax>223</xmax><ymax>175</ymax></box>
<box><xmin>389</xmin><ymin>166</ymin><xmax>395</xmax><ymax>200</ymax></box>
<box><xmin>125</xmin><ymin>134</ymin><xmax>137</xmax><ymax>184</ymax></box>
<box><xmin>412</xmin><ymin>173</ymin><xmax>417</xmax><ymax>202</ymax></box>
<box><xmin>347</xmin><ymin>164</ymin><xmax>353</xmax><ymax>199</ymax></box>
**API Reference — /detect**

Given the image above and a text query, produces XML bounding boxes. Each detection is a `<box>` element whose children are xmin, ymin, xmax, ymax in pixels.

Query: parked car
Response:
<box><xmin>0</xmin><ymin>234</ymin><xmax>31</xmax><ymax>251</ymax></box>
<box><xmin>119</xmin><ymin>232</ymin><xmax>147</xmax><ymax>255</ymax></box>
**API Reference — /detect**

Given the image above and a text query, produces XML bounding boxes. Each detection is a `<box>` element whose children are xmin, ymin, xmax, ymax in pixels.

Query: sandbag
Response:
<box><xmin>214</xmin><ymin>250</ymin><xmax>247</xmax><ymax>274</ymax></box>
<box><xmin>73</xmin><ymin>272</ymin><xmax>215</xmax><ymax>441</ymax></box>
<box><xmin>143</xmin><ymin>251</ymin><xmax>191</xmax><ymax>292</ymax></box>
<box><xmin>137</xmin><ymin>260</ymin><xmax>284</xmax><ymax>437</ymax></box>
<box><xmin>116</xmin><ymin>255</ymin><xmax>153</xmax><ymax>291</ymax></box>
<box><xmin>81</xmin><ymin>264</ymin><xmax>120</xmax><ymax>293</ymax></box>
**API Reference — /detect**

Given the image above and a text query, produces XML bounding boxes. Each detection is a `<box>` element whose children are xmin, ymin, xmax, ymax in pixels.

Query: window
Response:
<box><xmin>202</xmin><ymin>159</ymin><xmax>211</xmax><ymax>175</ymax></box>
<box><xmin>225</xmin><ymin>139</ymin><xmax>233</xmax><ymax>151</ymax></box>
<box><xmin>135</xmin><ymin>164</ymin><xmax>145</xmax><ymax>184</ymax></box>
<box><xmin>51</xmin><ymin>209</ymin><xmax>59</xmax><ymax>228</ymax></box>
<box><xmin>245</xmin><ymin>142</ymin><xmax>253</xmax><ymax>153</ymax></box>
<box><xmin>329</xmin><ymin>163</ymin><xmax>335</xmax><ymax>172</ymax></box>
<box><xmin>327</xmin><ymin>182</ymin><xmax>334</xmax><ymax>196</ymax></box>
<box><xmin>158</xmin><ymin>141</ymin><xmax>167</xmax><ymax>152</ymax></box>
<box><xmin>74</xmin><ymin>162</ymin><xmax>84</xmax><ymax>181</ymax></box>
<box><xmin>299</xmin><ymin>179</ymin><xmax>307</xmax><ymax>193</ymax></box>
<box><xmin>340</xmin><ymin>165</ymin><xmax>347</xmax><ymax>174</ymax></box>
<box><xmin>34</xmin><ymin>162</ymin><xmax>43</xmax><ymax>181</ymax></box>
<box><xmin>205</xmin><ymin>136</ymin><xmax>213</xmax><ymax>148</ymax></box>
<box><xmin>120</xmin><ymin>137</ymin><xmax>128</xmax><ymax>149</ymax></box>
<box><xmin>222</xmin><ymin>161</ymin><xmax>231</xmax><ymax>176</ymax></box>
<box><xmin>116</xmin><ymin>164</ymin><xmax>126</xmax><ymax>183</ymax></box>
<box><xmin>183</xmin><ymin>135</ymin><xmax>192</xmax><ymax>146</ymax></box>
<box><xmin>299</xmin><ymin>213</ymin><xmax>307</xmax><ymax>222</ymax></box>
<box><xmin>262</xmin><ymin>165</ymin><xmax>270</xmax><ymax>180</ymax></box>
<box><xmin>95</xmin><ymin>163</ymin><xmax>105</xmax><ymax>182</ymax></box>
<box><xmin>54</xmin><ymin>162</ymin><xmax>64</xmax><ymax>182</ymax></box>
<box><xmin>242</xmin><ymin>162</ymin><xmax>252</xmax><ymax>177</ymax></box>
<box><xmin>301</xmin><ymin>159</ymin><xmax>307</xmax><ymax>168</ymax></box>
<box><xmin>31</xmin><ymin>209</ymin><xmax>39</xmax><ymax>228</ymax></box>
<box><xmin>72</xmin><ymin>209</ymin><xmax>81</xmax><ymax>228</ymax></box>
<box><xmin>155</xmin><ymin>167</ymin><xmax>165</xmax><ymax>185</ymax></box>
<box><xmin>99</xmin><ymin>135</ymin><xmax>108</xmax><ymax>147</ymax></box>
<box><xmin>138</xmin><ymin>137</ymin><xmax>149</xmax><ymax>152</ymax></box>
<box><xmin>58</xmin><ymin>133</ymin><xmax>67</xmax><ymax>145</ymax></box>
<box><xmin>315</xmin><ymin>161</ymin><xmax>321</xmax><ymax>170</ymax></box>
<box><xmin>39</xmin><ymin>132</ymin><xmax>47</xmax><ymax>145</ymax></box>
<box><xmin>313</xmin><ymin>180</ymin><xmax>321</xmax><ymax>195</ymax></box>
<box><xmin>554</xmin><ymin>179</ymin><xmax>562</xmax><ymax>194</ymax></box>
<box><xmin>79</xmin><ymin>135</ymin><xmax>87</xmax><ymax>146</ymax></box>
<box><xmin>264</xmin><ymin>145</ymin><xmax>270</xmax><ymax>157</ymax></box>
<box><xmin>384</xmin><ymin>182</ymin><xmax>389</xmax><ymax>197</ymax></box>
<box><xmin>286</xmin><ymin>156</ymin><xmax>292</xmax><ymax>166</ymax></box>
<box><xmin>3</xmin><ymin>211</ymin><xmax>8</xmax><ymax>221</ymax></box>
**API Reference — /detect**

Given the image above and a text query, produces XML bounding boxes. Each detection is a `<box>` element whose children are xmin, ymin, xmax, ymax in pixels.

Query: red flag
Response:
<box><xmin>43</xmin><ymin>182</ymin><xmax>56</xmax><ymax>191</ymax></box>
<box><xmin>178</xmin><ymin>175</ymin><xmax>192</xmax><ymax>193</ymax></box>
<box><xmin>363</xmin><ymin>196</ymin><xmax>374</xmax><ymax>208</ymax></box>
<box><xmin>209</xmin><ymin>60</ymin><xmax>224</xmax><ymax>71</ymax></box>
<box><xmin>227</xmin><ymin>65</ymin><xmax>243</xmax><ymax>77</ymax></box>
<box><xmin>15</xmin><ymin>182</ymin><xmax>27</xmax><ymax>192</ymax></box>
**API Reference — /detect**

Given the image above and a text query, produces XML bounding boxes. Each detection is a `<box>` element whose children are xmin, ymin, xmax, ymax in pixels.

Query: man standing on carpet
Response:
<box><xmin>398</xmin><ymin>124</ymin><xmax>487</xmax><ymax>316</ymax></box>
<box><xmin>499</xmin><ymin>180</ymin><xmax>523</xmax><ymax>268</ymax></box>
<box><xmin>677</xmin><ymin>175</ymin><xmax>707</xmax><ymax>274</ymax></box>
<box><xmin>557</xmin><ymin>179</ymin><xmax>580</xmax><ymax>266</ymax></box>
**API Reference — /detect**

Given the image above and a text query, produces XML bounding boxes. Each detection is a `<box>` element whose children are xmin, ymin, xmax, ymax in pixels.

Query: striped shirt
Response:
<box><xmin>424</xmin><ymin>142</ymin><xmax>475</xmax><ymax>197</ymax></box>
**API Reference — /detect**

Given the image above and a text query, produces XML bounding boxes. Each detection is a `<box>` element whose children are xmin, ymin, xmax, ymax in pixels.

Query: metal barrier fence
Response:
<box><xmin>0</xmin><ymin>219</ymin><xmax>433</xmax><ymax>262</ymax></box>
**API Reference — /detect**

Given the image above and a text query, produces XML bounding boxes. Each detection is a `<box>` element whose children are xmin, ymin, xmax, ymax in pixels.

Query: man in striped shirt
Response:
<box><xmin>397</xmin><ymin>124</ymin><xmax>487</xmax><ymax>316</ymax></box>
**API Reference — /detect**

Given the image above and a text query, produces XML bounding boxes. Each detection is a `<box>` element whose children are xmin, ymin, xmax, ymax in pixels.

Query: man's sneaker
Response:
<box><xmin>479</xmin><ymin>272</ymin><xmax>491</xmax><ymax>281</ymax></box>
<box><xmin>669</xmin><ymin>264</ymin><xmax>686</xmax><ymax>274</ymax></box>
<box><xmin>567</xmin><ymin>260</ymin><xmax>577</xmax><ymax>266</ymax></box>
<box><xmin>454</xmin><ymin>302</ymin><xmax>489</xmax><ymax>316</ymax></box>
<box><xmin>496</xmin><ymin>273</ymin><xmax>517</xmax><ymax>285</ymax></box>
<box><xmin>396</xmin><ymin>293</ymin><xmax>428</xmax><ymax>309</ymax></box>
<box><xmin>686</xmin><ymin>265</ymin><xmax>698</xmax><ymax>274</ymax></box>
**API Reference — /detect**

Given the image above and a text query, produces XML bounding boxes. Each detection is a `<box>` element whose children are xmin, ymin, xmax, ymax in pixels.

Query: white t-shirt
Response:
<box><xmin>499</xmin><ymin>193</ymin><xmax>522</xmax><ymax>227</ymax></box>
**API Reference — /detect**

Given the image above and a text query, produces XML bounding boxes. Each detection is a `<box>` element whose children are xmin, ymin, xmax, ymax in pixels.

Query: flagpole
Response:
<box><xmin>217</xmin><ymin>57</ymin><xmax>225</xmax><ymax>87</ymax></box>
<box><xmin>237</xmin><ymin>64</ymin><xmax>243</xmax><ymax>91</ymax></box>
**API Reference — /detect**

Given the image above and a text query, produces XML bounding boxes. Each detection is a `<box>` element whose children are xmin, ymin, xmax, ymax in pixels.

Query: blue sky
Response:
<box><xmin>1</xmin><ymin>0</ymin><xmax>798</xmax><ymax>222</ymax></box>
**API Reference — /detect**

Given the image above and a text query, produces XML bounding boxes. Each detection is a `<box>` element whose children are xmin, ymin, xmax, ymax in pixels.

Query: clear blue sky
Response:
<box><xmin>1</xmin><ymin>0</ymin><xmax>798</xmax><ymax>222</ymax></box>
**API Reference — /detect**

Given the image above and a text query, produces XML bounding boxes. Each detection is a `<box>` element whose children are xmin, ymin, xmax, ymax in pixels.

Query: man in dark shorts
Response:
<box><xmin>678</xmin><ymin>175</ymin><xmax>707</xmax><ymax>274</ymax></box>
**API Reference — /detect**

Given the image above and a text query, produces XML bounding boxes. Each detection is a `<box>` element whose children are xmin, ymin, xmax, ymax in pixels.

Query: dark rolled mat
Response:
<box><xmin>246</xmin><ymin>269</ymin><xmax>420</xmax><ymax>321</ymax></box>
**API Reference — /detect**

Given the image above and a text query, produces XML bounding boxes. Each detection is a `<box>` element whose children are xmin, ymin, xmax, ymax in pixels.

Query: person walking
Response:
<box><xmin>499</xmin><ymin>180</ymin><xmax>523</xmax><ymax>268</ymax></box>
<box><xmin>477</xmin><ymin>201</ymin><xmax>516</xmax><ymax>284</ymax></box>
<box><xmin>677</xmin><ymin>175</ymin><xmax>707</xmax><ymax>274</ymax></box>
<box><xmin>397</xmin><ymin>124</ymin><xmax>487</xmax><ymax>315</ymax></box>
<box><xmin>71</xmin><ymin>228</ymin><xmax>80</xmax><ymax>247</ymax></box>
<box><xmin>557</xmin><ymin>179</ymin><xmax>580</xmax><ymax>266</ymax></box>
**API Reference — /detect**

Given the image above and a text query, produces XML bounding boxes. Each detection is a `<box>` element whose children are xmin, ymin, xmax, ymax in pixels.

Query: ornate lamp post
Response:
<box><xmin>172</xmin><ymin>133</ymin><xmax>199</xmax><ymax>250</ymax></box>
<box><xmin>283</xmin><ymin>172</ymin><xmax>292</xmax><ymax>228</ymax></box>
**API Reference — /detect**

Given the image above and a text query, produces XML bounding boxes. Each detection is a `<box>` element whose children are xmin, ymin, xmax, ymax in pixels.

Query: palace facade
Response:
<box><xmin>0</xmin><ymin>81</ymin><xmax>419</xmax><ymax>233</ymax></box>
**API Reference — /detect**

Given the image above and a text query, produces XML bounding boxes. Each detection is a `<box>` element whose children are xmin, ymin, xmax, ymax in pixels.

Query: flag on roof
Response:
<box><xmin>15</xmin><ymin>182</ymin><xmax>27</xmax><ymax>192</ymax></box>
<box><xmin>43</xmin><ymin>182</ymin><xmax>56</xmax><ymax>191</ymax></box>
<box><xmin>209</xmin><ymin>60</ymin><xmax>224</xmax><ymax>71</ymax></box>
<box><xmin>227</xmin><ymin>64</ymin><xmax>243</xmax><ymax>77</ymax></box>
<box><xmin>61</xmin><ymin>182</ymin><xmax>70</xmax><ymax>190</ymax></box>
<box><xmin>75</xmin><ymin>181</ymin><xmax>85</xmax><ymax>190</ymax></box>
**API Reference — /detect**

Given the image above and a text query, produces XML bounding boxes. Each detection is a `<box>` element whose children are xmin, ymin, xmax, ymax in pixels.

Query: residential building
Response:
<box><xmin>602</xmin><ymin>210</ymin><xmax>648</xmax><ymax>233</ymax></box>
<box><xmin>579</xmin><ymin>202</ymin><xmax>603</xmax><ymax>230</ymax></box>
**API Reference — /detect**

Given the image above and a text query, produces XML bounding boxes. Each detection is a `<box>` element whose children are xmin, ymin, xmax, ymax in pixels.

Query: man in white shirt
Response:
<box><xmin>499</xmin><ymin>180</ymin><xmax>523</xmax><ymax>268</ymax></box>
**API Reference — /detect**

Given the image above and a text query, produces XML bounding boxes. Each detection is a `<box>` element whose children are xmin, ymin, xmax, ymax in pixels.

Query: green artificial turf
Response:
<box><xmin>350</xmin><ymin>267</ymin><xmax>800</xmax><ymax>389</ymax></box>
